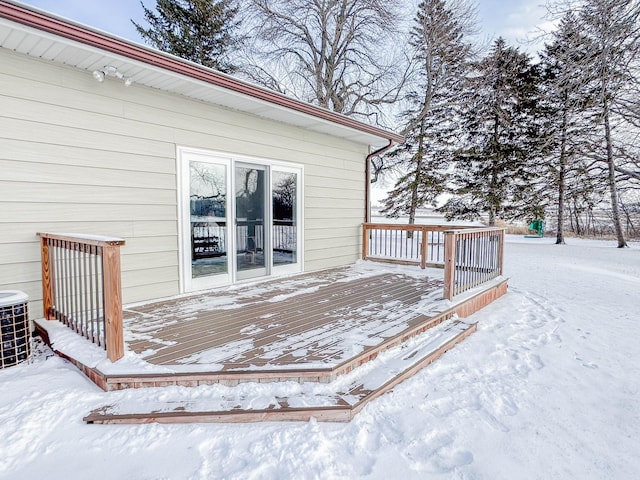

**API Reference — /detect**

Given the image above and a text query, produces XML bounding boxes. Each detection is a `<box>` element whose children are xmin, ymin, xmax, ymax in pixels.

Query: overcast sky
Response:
<box><xmin>19</xmin><ymin>0</ymin><xmax>553</xmax><ymax>57</ymax></box>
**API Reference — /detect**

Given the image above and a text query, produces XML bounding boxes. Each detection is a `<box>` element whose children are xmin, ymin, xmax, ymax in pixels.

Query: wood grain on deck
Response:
<box><xmin>124</xmin><ymin>268</ymin><xmax>446</xmax><ymax>370</ymax></box>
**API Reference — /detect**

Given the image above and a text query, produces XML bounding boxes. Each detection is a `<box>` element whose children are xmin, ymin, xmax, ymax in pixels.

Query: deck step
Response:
<box><xmin>84</xmin><ymin>318</ymin><xmax>476</xmax><ymax>424</ymax></box>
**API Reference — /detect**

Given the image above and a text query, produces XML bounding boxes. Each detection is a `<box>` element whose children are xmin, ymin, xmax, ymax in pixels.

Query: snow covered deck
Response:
<box><xmin>125</xmin><ymin>267</ymin><xmax>449</xmax><ymax>373</ymax></box>
<box><xmin>35</xmin><ymin>263</ymin><xmax>508</xmax><ymax>423</ymax></box>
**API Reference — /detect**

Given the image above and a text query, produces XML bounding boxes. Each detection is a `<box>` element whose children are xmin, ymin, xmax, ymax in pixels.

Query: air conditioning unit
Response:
<box><xmin>0</xmin><ymin>291</ymin><xmax>30</xmax><ymax>368</ymax></box>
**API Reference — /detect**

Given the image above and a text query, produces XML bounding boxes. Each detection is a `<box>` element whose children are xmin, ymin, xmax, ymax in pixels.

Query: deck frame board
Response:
<box><xmin>34</xmin><ymin>267</ymin><xmax>508</xmax><ymax>423</ymax></box>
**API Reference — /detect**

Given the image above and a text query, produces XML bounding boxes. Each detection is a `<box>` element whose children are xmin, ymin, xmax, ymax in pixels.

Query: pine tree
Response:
<box><xmin>539</xmin><ymin>12</ymin><xmax>597</xmax><ymax>244</ymax></box>
<box><xmin>441</xmin><ymin>38</ymin><xmax>540</xmax><ymax>225</ymax></box>
<box><xmin>381</xmin><ymin>0</ymin><xmax>474</xmax><ymax>224</ymax></box>
<box><xmin>132</xmin><ymin>0</ymin><xmax>240</xmax><ymax>73</ymax></box>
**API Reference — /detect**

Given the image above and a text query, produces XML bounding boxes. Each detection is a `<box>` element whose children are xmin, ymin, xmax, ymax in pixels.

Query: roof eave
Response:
<box><xmin>0</xmin><ymin>0</ymin><xmax>404</xmax><ymax>146</ymax></box>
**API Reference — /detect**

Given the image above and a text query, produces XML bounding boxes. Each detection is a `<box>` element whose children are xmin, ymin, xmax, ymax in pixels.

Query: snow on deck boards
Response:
<box><xmin>84</xmin><ymin>318</ymin><xmax>476</xmax><ymax>424</ymax></box>
<box><xmin>123</xmin><ymin>267</ymin><xmax>449</xmax><ymax>371</ymax></box>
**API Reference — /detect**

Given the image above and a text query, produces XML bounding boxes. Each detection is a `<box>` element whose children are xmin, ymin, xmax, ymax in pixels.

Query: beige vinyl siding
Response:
<box><xmin>0</xmin><ymin>48</ymin><xmax>369</xmax><ymax>316</ymax></box>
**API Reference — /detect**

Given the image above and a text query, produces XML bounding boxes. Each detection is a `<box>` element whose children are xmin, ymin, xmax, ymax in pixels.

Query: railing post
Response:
<box><xmin>498</xmin><ymin>229</ymin><xmax>505</xmax><ymax>275</ymax></box>
<box><xmin>420</xmin><ymin>226</ymin><xmax>428</xmax><ymax>269</ymax></box>
<box><xmin>362</xmin><ymin>223</ymin><xmax>370</xmax><ymax>261</ymax></box>
<box><xmin>102</xmin><ymin>243</ymin><xmax>124</xmax><ymax>361</ymax></box>
<box><xmin>443</xmin><ymin>231</ymin><xmax>456</xmax><ymax>300</ymax></box>
<box><xmin>40</xmin><ymin>236</ymin><xmax>55</xmax><ymax>320</ymax></box>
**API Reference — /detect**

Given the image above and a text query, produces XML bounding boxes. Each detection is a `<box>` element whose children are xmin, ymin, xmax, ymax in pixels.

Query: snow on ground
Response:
<box><xmin>1</xmin><ymin>236</ymin><xmax>639</xmax><ymax>479</ymax></box>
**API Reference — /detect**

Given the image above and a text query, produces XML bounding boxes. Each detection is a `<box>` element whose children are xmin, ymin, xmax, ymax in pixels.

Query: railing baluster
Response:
<box><xmin>37</xmin><ymin>233</ymin><xmax>125</xmax><ymax>361</ymax></box>
<box><xmin>468</xmin><ymin>234</ymin><xmax>473</xmax><ymax>288</ymax></box>
<box><xmin>473</xmin><ymin>234</ymin><xmax>477</xmax><ymax>283</ymax></box>
<box><xmin>52</xmin><ymin>241</ymin><xmax>58</xmax><ymax>319</ymax></box>
<box><xmin>72</xmin><ymin>242</ymin><xmax>77</xmax><ymax>331</ymax></box>
<box><xmin>56</xmin><ymin>240</ymin><xmax>61</xmax><ymax>320</ymax></box>
<box><xmin>96</xmin><ymin>246</ymin><xmax>102</xmax><ymax>346</ymax></box>
<box><xmin>54</xmin><ymin>240</ymin><xmax>60</xmax><ymax>320</ymax></box>
<box><xmin>478</xmin><ymin>233</ymin><xmax>482</xmax><ymax>281</ymax></box>
<box><xmin>72</xmin><ymin>243</ymin><xmax>78</xmax><ymax>333</ymax></box>
<box><xmin>101</xmin><ymin>257</ymin><xmax>106</xmax><ymax>348</ymax></box>
<box><xmin>362</xmin><ymin>224</ymin><xmax>503</xmax><ymax>300</ymax></box>
<box><xmin>59</xmin><ymin>241</ymin><xmax>64</xmax><ymax>323</ymax></box>
<box><xmin>80</xmin><ymin>245</ymin><xmax>86</xmax><ymax>337</ymax></box>
<box><xmin>82</xmin><ymin>245</ymin><xmax>89</xmax><ymax>335</ymax></box>
<box><xmin>63</xmin><ymin>240</ymin><xmax>69</xmax><ymax>327</ymax></box>
<box><xmin>410</xmin><ymin>229</ymin><xmax>414</xmax><ymax>258</ymax></box>
<box><xmin>89</xmin><ymin>244</ymin><xmax>96</xmax><ymax>344</ymax></box>
<box><xmin>63</xmin><ymin>241</ymin><xmax>69</xmax><ymax>326</ymax></box>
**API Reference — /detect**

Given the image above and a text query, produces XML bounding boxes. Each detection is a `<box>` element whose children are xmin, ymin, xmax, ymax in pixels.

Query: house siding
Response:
<box><xmin>0</xmin><ymin>49</ymin><xmax>369</xmax><ymax>317</ymax></box>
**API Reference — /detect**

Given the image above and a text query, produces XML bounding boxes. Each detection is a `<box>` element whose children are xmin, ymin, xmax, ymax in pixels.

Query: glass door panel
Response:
<box><xmin>272</xmin><ymin>170</ymin><xmax>297</xmax><ymax>266</ymax></box>
<box><xmin>190</xmin><ymin>160</ymin><xmax>228</xmax><ymax>281</ymax></box>
<box><xmin>235</xmin><ymin>164</ymin><xmax>267</xmax><ymax>279</ymax></box>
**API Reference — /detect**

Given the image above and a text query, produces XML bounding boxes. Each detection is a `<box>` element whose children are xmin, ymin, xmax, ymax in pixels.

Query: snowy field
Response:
<box><xmin>1</xmin><ymin>236</ymin><xmax>639</xmax><ymax>480</ymax></box>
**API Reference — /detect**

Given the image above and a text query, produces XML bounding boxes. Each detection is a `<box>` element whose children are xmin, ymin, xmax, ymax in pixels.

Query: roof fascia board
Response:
<box><xmin>0</xmin><ymin>0</ymin><xmax>404</xmax><ymax>145</ymax></box>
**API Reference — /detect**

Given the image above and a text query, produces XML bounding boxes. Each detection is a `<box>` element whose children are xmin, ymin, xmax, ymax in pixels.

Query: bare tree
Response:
<box><xmin>579</xmin><ymin>0</ymin><xmax>640</xmax><ymax>247</ymax></box>
<box><xmin>242</xmin><ymin>0</ymin><xmax>407</xmax><ymax>123</ymax></box>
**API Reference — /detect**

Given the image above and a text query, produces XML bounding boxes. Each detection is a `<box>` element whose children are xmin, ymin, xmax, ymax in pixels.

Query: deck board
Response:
<box><xmin>84</xmin><ymin>319</ymin><xmax>478</xmax><ymax>424</ymax></box>
<box><xmin>124</xmin><ymin>268</ymin><xmax>447</xmax><ymax>370</ymax></box>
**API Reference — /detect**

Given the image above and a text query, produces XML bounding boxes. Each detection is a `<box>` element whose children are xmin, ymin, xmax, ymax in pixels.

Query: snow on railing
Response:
<box><xmin>443</xmin><ymin>227</ymin><xmax>504</xmax><ymax>300</ymax></box>
<box><xmin>362</xmin><ymin>223</ymin><xmax>504</xmax><ymax>300</ymax></box>
<box><xmin>362</xmin><ymin>223</ymin><xmax>467</xmax><ymax>269</ymax></box>
<box><xmin>38</xmin><ymin>233</ymin><xmax>125</xmax><ymax>361</ymax></box>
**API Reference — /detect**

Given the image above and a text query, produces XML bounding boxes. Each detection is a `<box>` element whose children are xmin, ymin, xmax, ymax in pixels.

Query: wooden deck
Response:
<box><xmin>36</xmin><ymin>265</ymin><xmax>508</xmax><ymax>423</ymax></box>
<box><xmin>124</xmin><ymin>267</ymin><xmax>448</xmax><ymax>372</ymax></box>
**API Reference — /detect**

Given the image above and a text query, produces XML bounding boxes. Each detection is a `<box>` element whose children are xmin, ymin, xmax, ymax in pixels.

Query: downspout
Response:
<box><xmin>365</xmin><ymin>139</ymin><xmax>395</xmax><ymax>223</ymax></box>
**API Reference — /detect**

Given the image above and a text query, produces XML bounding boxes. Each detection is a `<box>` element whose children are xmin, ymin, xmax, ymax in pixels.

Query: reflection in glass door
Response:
<box><xmin>235</xmin><ymin>164</ymin><xmax>267</xmax><ymax>279</ymax></box>
<box><xmin>272</xmin><ymin>170</ymin><xmax>297</xmax><ymax>267</ymax></box>
<box><xmin>180</xmin><ymin>148</ymin><xmax>302</xmax><ymax>291</ymax></box>
<box><xmin>189</xmin><ymin>161</ymin><xmax>228</xmax><ymax>283</ymax></box>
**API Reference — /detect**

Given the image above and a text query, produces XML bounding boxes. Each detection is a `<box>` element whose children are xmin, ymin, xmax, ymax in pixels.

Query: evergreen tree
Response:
<box><xmin>381</xmin><ymin>0</ymin><xmax>474</xmax><ymax>225</ymax></box>
<box><xmin>132</xmin><ymin>0</ymin><xmax>240</xmax><ymax>73</ymax></box>
<box><xmin>539</xmin><ymin>12</ymin><xmax>597</xmax><ymax>244</ymax></box>
<box><xmin>441</xmin><ymin>38</ymin><xmax>540</xmax><ymax>225</ymax></box>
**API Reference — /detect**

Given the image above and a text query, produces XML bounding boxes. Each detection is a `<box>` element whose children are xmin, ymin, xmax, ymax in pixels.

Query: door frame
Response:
<box><xmin>270</xmin><ymin>163</ymin><xmax>304</xmax><ymax>276</ymax></box>
<box><xmin>177</xmin><ymin>146</ymin><xmax>304</xmax><ymax>293</ymax></box>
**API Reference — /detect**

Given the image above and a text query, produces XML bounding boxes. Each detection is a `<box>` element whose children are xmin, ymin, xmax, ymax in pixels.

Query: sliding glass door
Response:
<box><xmin>235</xmin><ymin>163</ymin><xmax>267</xmax><ymax>280</ymax></box>
<box><xmin>271</xmin><ymin>168</ymin><xmax>300</xmax><ymax>273</ymax></box>
<box><xmin>186</xmin><ymin>156</ymin><xmax>231</xmax><ymax>290</ymax></box>
<box><xmin>179</xmin><ymin>148</ymin><xmax>302</xmax><ymax>292</ymax></box>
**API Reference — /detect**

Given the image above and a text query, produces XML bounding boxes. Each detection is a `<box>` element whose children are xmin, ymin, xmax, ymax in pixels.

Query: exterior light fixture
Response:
<box><xmin>91</xmin><ymin>65</ymin><xmax>132</xmax><ymax>86</ymax></box>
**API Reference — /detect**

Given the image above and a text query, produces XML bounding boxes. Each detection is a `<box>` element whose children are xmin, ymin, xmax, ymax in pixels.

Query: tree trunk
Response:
<box><xmin>572</xmin><ymin>199</ymin><xmax>582</xmax><ymax>235</ymax></box>
<box><xmin>488</xmin><ymin>113</ymin><xmax>500</xmax><ymax>227</ymax></box>
<box><xmin>408</xmin><ymin>122</ymin><xmax>427</xmax><ymax>227</ymax></box>
<box><xmin>488</xmin><ymin>205</ymin><xmax>496</xmax><ymax>226</ymax></box>
<box><xmin>603</xmin><ymin>100</ymin><xmax>628</xmax><ymax>247</ymax></box>
<box><xmin>488</xmin><ymin>163</ymin><xmax>498</xmax><ymax>226</ymax></box>
<box><xmin>556</xmin><ymin>107</ymin><xmax>568</xmax><ymax>244</ymax></box>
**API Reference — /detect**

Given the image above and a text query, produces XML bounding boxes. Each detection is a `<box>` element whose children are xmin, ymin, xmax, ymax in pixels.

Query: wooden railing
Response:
<box><xmin>362</xmin><ymin>223</ymin><xmax>467</xmax><ymax>269</ymax></box>
<box><xmin>443</xmin><ymin>227</ymin><xmax>504</xmax><ymax>300</ymax></box>
<box><xmin>38</xmin><ymin>233</ymin><xmax>125</xmax><ymax>361</ymax></box>
<box><xmin>362</xmin><ymin>223</ymin><xmax>504</xmax><ymax>300</ymax></box>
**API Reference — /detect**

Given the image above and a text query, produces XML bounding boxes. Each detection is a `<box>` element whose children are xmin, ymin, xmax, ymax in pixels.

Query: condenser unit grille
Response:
<box><xmin>0</xmin><ymin>292</ymin><xmax>30</xmax><ymax>368</ymax></box>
